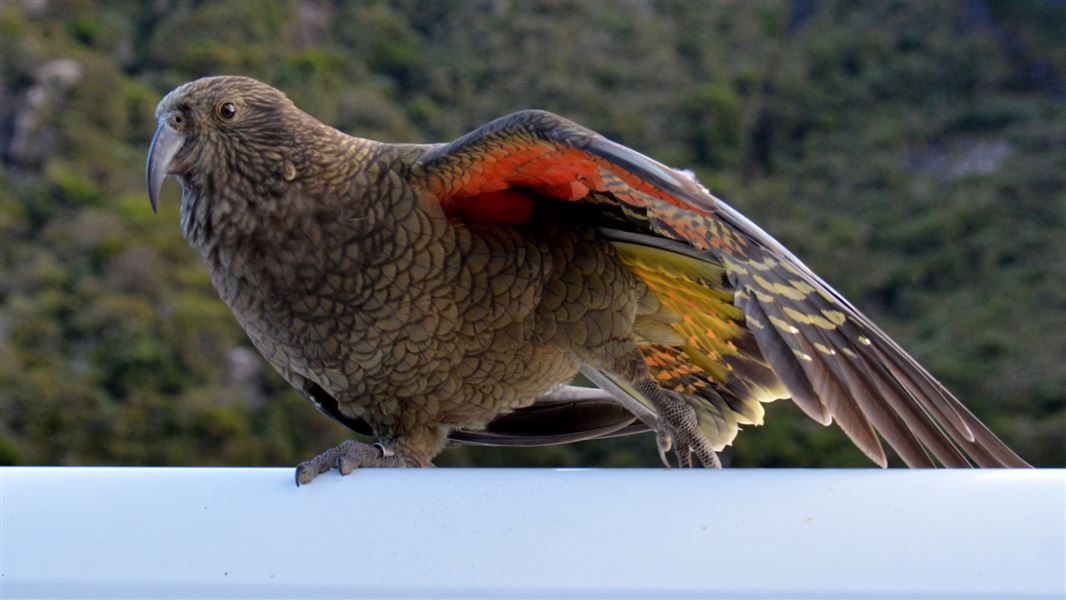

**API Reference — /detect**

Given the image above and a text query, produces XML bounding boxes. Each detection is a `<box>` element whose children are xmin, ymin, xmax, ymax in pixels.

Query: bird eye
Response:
<box><xmin>217</xmin><ymin>102</ymin><xmax>238</xmax><ymax>122</ymax></box>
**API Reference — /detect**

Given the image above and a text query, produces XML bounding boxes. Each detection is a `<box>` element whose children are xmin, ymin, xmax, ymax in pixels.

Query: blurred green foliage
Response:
<box><xmin>1</xmin><ymin>0</ymin><xmax>1063</xmax><ymax>468</ymax></box>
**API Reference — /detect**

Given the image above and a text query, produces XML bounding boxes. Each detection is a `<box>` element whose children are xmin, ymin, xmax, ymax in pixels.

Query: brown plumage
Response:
<box><xmin>146</xmin><ymin>76</ymin><xmax>1028</xmax><ymax>483</ymax></box>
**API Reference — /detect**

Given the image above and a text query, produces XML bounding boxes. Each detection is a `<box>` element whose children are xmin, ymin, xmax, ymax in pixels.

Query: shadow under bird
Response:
<box><xmin>146</xmin><ymin>76</ymin><xmax>1029</xmax><ymax>483</ymax></box>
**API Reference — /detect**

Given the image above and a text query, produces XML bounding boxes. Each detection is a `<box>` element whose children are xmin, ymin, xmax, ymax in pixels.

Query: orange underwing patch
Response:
<box><xmin>449</xmin><ymin>188</ymin><xmax>536</xmax><ymax>225</ymax></box>
<box><xmin>436</xmin><ymin>145</ymin><xmax>590</xmax><ymax>197</ymax></box>
<box><xmin>543</xmin><ymin>180</ymin><xmax>589</xmax><ymax>201</ymax></box>
<box><xmin>435</xmin><ymin>143</ymin><xmax>717</xmax><ymax>244</ymax></box>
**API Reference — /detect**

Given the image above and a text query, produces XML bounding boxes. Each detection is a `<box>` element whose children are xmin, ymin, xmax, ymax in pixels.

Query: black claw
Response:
<box><xmin>295</xmin><ymin>464</ymin><xmax>310</xmax><ymax>487</ymax></box>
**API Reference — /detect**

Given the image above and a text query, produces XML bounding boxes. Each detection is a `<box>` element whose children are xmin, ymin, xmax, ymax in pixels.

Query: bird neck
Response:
<box><xmin>178</xmin><ymin>119</ymin><xmax>382</xmax><ymax>270</ymax></box>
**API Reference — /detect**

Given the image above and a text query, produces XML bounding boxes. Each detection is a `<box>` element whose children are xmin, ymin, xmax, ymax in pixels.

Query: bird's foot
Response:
<box><xmin>295</xmin><ymin>440</ymin><xmax>420</xmax><ymax>486</ymax></box>
<box><xmin>650</xmin><ymin>393</ymin><xmax>722</xmax><ymax>469</ymax></box>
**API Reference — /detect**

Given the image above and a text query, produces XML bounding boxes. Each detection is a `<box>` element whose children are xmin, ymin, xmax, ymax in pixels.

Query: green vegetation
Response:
<box><xmin>2</xmin><ymin>0</ymin><xmax>1063</xmax><ymax>468</ymax></box>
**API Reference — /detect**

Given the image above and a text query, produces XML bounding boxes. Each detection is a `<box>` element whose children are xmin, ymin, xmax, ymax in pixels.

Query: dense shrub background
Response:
<box><xmin>2</xmin><ymin>0</ymin><xmax>1063</xmax><ymax>467</ymax></box>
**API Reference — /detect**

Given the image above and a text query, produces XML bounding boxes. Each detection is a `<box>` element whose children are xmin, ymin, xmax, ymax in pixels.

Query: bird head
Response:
<box><xmin>146</xmin><ymin>76</ymin><xmax>301</xmax><ymax>214</ymax></box>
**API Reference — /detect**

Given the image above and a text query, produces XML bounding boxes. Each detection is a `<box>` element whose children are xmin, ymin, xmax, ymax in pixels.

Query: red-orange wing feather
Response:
<box><xmin>411</xmin><ymin>110</ymin><xmax>1028</xmax><ymax>467</ymax></box>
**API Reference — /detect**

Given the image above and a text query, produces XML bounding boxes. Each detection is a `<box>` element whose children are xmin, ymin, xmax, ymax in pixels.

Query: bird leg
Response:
<box><xmin>295</xmin><ymin>440</ymin><xmax>420</xmax><ymax>486</ymax></box>
<box><xmin>636</xmin><ymin>379</ymin><xmax>722</xmax><ymax>469</ymax></box>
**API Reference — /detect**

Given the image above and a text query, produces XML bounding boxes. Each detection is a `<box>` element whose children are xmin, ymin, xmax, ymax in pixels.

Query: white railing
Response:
<box><xmin>1</xmin><ymin>467</ymin><xmax>1063</xmax><ymax>599</ymax></box>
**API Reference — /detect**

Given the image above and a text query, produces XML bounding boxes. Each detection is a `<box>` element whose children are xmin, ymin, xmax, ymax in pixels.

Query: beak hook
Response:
<box><xmin>146</xmin><ymin>123</ymin><xmax>184</xmax><ymax>214</ymax></box>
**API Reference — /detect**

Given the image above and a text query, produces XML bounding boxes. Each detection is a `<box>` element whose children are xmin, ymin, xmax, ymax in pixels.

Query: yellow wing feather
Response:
<box><xmin>612</xmin><ymin>241</ymin><xmax>788</xmax><ymax>449</ymax></box>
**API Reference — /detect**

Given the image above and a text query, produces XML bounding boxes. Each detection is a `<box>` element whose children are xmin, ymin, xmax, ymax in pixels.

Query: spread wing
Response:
<box><xmin>410</xmin><ymin>110</ymin><xmax>1028</xmax><ymax>467</ymax></box>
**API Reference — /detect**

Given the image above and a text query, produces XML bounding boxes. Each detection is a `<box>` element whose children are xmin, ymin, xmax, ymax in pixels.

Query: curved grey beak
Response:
<box><xmin>146</xmin><ymin>123</ymin><xmax>184</xmax><ymax>214</ymax></box>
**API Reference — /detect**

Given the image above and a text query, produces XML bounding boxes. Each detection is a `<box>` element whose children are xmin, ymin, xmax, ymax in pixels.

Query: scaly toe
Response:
<box><xmin>337</xmin><ymin>454</ymin><xmax>357</xmax><ymax>476</ymax></box>
<box><xmin>675</xmin><ymin>447</ymin><xmax>693</xmax><ymax>468</ymax></box>
<box><xmin>294</xmin><ymin>461</ymin><xmax>322</xmax><ymax>486</ymax></box>
<box><xmin>294</xmin><ymin>440</ymin><xmax>415</xmax><ymax>486</ymax></box>
<box><xmin>654</xmin><ymin>396</ymin><xmax>721</xmax><ymax>469</ymax></box>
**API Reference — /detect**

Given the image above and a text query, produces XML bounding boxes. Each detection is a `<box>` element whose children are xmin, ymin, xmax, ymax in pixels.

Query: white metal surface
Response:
<box><xmin>1</xmin><ymin>467</ymin><xmax>1063</xmax><ymax>599</ymax></box>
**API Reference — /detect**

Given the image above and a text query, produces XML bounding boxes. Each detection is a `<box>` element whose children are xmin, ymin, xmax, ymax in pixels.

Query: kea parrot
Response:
<box><xmin>145</xmin><ymin>76</ymin><xmax>1028</xmax><ymax>484</ymax></box>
